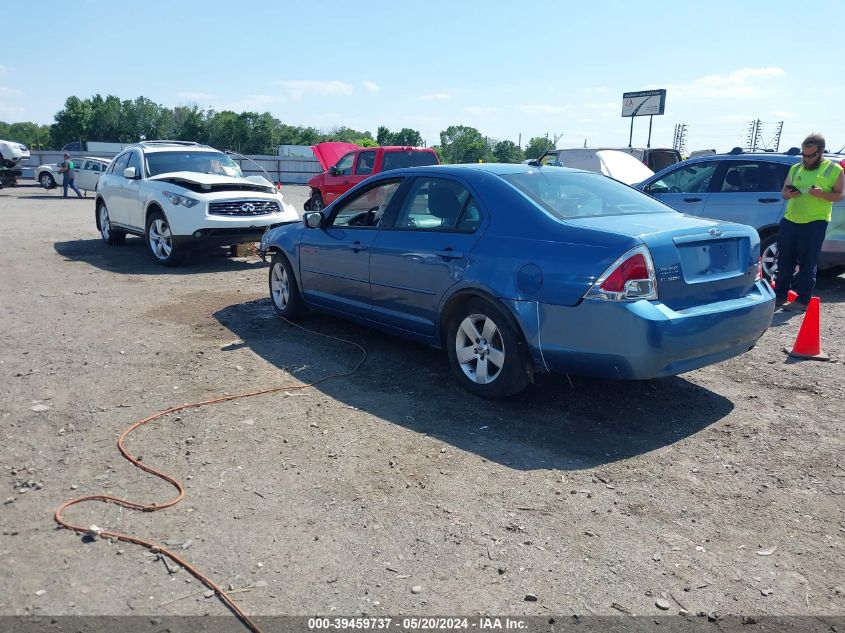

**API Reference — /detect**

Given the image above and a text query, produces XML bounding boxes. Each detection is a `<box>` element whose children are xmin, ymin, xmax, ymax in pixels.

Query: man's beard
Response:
<box><xmin>804</xmin><ymin>156</ymin><xmax>823</xmax><ymax>170</ymax></box>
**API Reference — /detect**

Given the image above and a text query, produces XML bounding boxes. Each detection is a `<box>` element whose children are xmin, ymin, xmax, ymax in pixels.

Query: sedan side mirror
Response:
<box><xmin>329</xmin><ymin>166</ymin><xmax>338</xmax><ymax>176</ymax></box>
<box><xmin>123</xmin><ymin>167</ymin><xmax>137</xmax><ymax>179</ymax></box>
<box><xmin>304</xmin><ymin>212</ymin><xmax>323</xmax><ymax>229</ymax></box>
<box><xmin>642</xmin><ymin>184</ymin><xmax>651</xmax><ymax>193</ymax></box>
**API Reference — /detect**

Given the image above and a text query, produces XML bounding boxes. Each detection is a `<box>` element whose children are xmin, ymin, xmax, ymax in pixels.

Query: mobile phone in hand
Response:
<box><xmin>786</xmin><ymin>184</ymin><xmax>800</xmax><ymax>193</ymax></box>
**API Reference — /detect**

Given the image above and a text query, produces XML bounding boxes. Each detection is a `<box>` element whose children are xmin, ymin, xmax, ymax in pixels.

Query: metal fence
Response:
<box><xmin>19</xmin><ymin>149</ymin><xmax>322</xmax><ymax>185</ymax></box>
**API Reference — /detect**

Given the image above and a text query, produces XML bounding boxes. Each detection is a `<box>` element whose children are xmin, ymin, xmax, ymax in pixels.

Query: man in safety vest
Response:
<box><xmin>776</xmin><ymin>133</ymin><xmax>844</xmax><ymax>311</ymax></box>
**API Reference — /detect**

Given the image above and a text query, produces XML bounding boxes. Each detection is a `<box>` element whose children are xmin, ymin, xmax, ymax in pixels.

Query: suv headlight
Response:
<box><xmin>162</xmin><ymin>191</ymin><xmax>200</xmax><ymax>208</ymax></box>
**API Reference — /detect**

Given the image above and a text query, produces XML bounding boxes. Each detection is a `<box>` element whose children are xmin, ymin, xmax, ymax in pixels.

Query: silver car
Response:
<box><xmin>37</xmin><ymin>156</ymin><xmax>111</xmax><ymax>193</ymax></box>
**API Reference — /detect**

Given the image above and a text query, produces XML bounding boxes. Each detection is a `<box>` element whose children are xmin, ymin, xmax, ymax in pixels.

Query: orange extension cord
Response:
<box><xmin>54</xmin><ymin>318</ymin><xmax>368</xmax><ymax>633</ymax></box>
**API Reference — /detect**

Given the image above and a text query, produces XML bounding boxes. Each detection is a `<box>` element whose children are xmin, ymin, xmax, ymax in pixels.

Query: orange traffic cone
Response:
<box><xmin>277</xmin><ymin>181</ymin><xmax>282</xmax><ymax>191</ymax></box>
<box><xmin>787</xmin><ymin>290</ymin><xmax>798</xmax><ymax>302</ymax></box>
<box><xmin>788</xmin><ymin>297</ymin><xmax>829</xmax><ymax>361</ymax></box>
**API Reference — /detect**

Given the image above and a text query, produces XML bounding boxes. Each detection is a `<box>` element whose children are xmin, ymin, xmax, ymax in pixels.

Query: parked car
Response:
<box><xmin>37</xmin><ymin>156</ymin><xmax>111</xmax><ymax>193</ymax></box>
<box><xmin>95</xmin><ymin>140</ymin><xmax>299</xmax><ymax>265</ymax></box>
<box><xmin>533</xmin><ymin>149</ymin><xmax>654</xmax><ymax>185</ymax></box>
<box><xmin>0</xmin><ymin>139</ymin><xmax>28</xmax><ymax>168</ymax></box>
<box><xmin>304</xmin><ymin>142</ymin><xmax>439</xmax><ymax>211</ymax></box>
<box><xmin>260</xmin><ymin>163</ymin><xmax>774</xmax><ymax>399</ymax></box>
<box><xmin>637</xmin><ymin>150</ymin><xmax>845</xmax><ymax>278</ymax></box>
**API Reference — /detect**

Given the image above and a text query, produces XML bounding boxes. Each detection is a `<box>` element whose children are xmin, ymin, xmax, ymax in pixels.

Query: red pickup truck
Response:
<box><xmin>304</xmin><ymin>142</ymin><xmax>440</xmax><ymax>211</ymax></box>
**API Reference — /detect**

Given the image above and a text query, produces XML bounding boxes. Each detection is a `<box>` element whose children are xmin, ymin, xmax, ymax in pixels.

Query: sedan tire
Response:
<box><xmin>760</xmin><ymin>234</ymin><xmax>778</xmax><ymax>280</ymax></box>
<box><xmin>269</xmin><ymin>252</ymin><xmax>305</xmax><ymax>320</ymax></box>
<box><xmin>39</xmin><ymin>172</ymin><xmax>56</xmax><ymax>189</ymax></box>
<box><xmin>446</xmin><ymin>298</ymin><xmax>531</xmax><ymax>399</ymax></box>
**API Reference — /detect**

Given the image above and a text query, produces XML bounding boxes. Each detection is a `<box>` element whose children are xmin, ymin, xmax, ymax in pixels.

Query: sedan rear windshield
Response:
<box><xmin>145</xmin><ymin>151</ymin><xmax>243</xmax><ymax>178</ymax></box>
<box><xmin>382</xmin><ymin>151</ymin><xmax>438</xmax><ymax>171</ymax></box>
<box><xmin>501</xmin><ymin>169</ymin><xmax>674</xmax><ymax>220</ymax></box>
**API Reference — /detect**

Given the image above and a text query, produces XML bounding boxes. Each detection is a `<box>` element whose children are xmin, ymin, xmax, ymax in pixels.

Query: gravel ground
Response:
<box><xmin>1</xmin><ymin>183</ymin><xmax>843</xmax><ymax>624</ymax></box>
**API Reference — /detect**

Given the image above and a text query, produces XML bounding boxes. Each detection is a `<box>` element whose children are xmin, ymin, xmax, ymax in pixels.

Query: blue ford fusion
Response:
<box><xmin>260</xmin><ymin>164</ymin><xmax>774</xmax><ymax>399</ymax></box>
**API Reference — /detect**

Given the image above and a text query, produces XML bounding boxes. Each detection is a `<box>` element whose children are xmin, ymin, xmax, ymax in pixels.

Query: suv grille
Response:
<box><xmin>208</xmin><ymin>200</ymin><xmax>280</xmax><ymax>216</ymax></box>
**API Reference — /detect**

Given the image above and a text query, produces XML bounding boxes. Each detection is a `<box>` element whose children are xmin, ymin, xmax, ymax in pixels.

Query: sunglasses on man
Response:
<box><xmin>801</xmin><ymin>150</ymin><xmax>821</xmax><ymax>159</ymax></box>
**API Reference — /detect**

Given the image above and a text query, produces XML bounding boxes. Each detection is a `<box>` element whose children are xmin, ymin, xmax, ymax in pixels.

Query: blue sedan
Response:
<box><xmin>259</xmin><ymin>164</ymin><xmax>774</xmax><ymax>399</ymax></box>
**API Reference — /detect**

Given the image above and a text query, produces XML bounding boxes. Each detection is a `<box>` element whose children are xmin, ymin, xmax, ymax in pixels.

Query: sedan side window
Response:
<box><xmin>330</xmin><ymin>181</ymin><xmax>401</xmax><ymax>228</ymax></box>
<box><xmin>649</xmin><ymin>162</ymin><xmax>718</xmax><ymax>194</ymax></box>
<box><xmin>394</xmin><ymin>178</ymin><xmax>472</xmax><ymax>231</ymax></box>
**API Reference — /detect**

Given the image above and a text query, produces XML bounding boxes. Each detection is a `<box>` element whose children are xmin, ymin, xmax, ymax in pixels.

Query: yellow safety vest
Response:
<box><xmin>785</xmin><ymin>158</ymin><xmax>843</xmax><ymax>223</ymax></box>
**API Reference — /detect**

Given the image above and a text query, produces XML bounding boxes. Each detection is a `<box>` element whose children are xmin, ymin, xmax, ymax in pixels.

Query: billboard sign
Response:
<box><xmin>621</xmin><ymin>89</ymin><xmax>666</xmax><ymax>117</ymax></box>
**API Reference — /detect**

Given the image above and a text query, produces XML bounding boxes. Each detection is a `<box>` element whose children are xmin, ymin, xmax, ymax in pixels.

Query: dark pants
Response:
<box><xmin>774</xmin><ymin>217</ymin><xmax>828</xmax><ymax>304</ymax></box>
<box><xmin>63</xmin><ymin>176</ymin><xmax>82</xmax><ymax>198</ymax></box>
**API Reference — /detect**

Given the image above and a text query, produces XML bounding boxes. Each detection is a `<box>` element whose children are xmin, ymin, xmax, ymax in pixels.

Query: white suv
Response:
<box><xmin>95</xmin><ymin>141</ymin><xmax>299</xmax><ymax>265</ymax></box>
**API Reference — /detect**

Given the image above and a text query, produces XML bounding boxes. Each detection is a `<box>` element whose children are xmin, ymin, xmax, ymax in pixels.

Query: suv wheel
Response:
<box><xmin>98</xmin><ymin>201</ymin><xmax>126</xmax><ymax>245</ymax></box>
<box><xmin>146</xmin><ymin>210</ymin><xmax>183</xmax><ymax>266</ymax></box>
<box><xmin>761</xmin><ymin>235</ymin><xmax>778</xmax><ymax>280</ymax></box>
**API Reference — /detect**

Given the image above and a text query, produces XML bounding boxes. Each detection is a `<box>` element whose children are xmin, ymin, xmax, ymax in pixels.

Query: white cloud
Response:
<box><xmin>668</xmin><ymin>67</ymin><xmax>785</xmax><ymax>99</ymax></box>
<box><xmin>582</xmin><ymin>86</ymin><xmax>613</xmax><ymax>94</ymax></box>
<box><xmin>274</xmin><ymin>80</ymin><xmax>353</xmax><ymax>100</ymax></box>
<box><xmin>464</xmin><ymin>106</ymin><xmax>500</xmax><ymax>117</ymax></box>
<box><xmin>0</xmin><ymin>65</ymin><xmax>8</xmax><ymax>78</ymax></box>
<box><xmin>216</xmin><ymin>95</ymin><xmax>288</xmax><ymax>112</ymax></box>
<box><xmin>0</xmin><ymin>86</ymin><xmax>22</xmax><ymax>97</ymax></box>
<box><xmin>515</xmin><ymin>104</ymin><xmax>574</xmax><ymax>115</ymax></box>
<box><xmin>176</xmin><ymin>91</ymin><xmax>217</xmax><ymax>103</ymax></box>
<box><xmin>771</xmin><ymin>110</ymin><xmax>797</xmax><ymax>119</ymax></box>
<box><xmin>362</xmin><ymin>81</ymin><xmax>380</xmax><ymax>93</ymax></box>
<box><xmin>420</xmin><ymin>92</ymin><xmax>452</xmax><ymax>101</ymax></box>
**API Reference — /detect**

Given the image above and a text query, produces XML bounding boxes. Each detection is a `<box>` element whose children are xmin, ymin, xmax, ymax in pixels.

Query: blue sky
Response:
<box><xmin>2</xmin><ymin>1</ymin><xmax>843</xmax><ymax>152</ymax></box>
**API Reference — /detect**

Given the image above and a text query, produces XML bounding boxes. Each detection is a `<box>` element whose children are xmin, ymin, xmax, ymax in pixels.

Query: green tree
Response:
<box><xmin>88</xmin><ymin>94</ymin><xmax>123</xmax><ymax>141</ymax></box>
<box><xmin>439</xmin><ymin>125</ymin><xmax>488</xmax><ymax>164</ymax></box>
<box><xmin>171</xmin><ymin>105</ymin><xmax>207</xmax><ymax>143</ymax></box>
<box><xmin>119</xmin><ymin>96</ymin><xmax>169</xmax><ymax>142</ymax></box>
<box><xmin>206</xmin><ymin>110</ymin><xmax>244</xmax><ymax>151</ymax></box>
<box><xmin>50</xmin><ymin>96</ymin><xmax>93</xmax><ymax>148</ymax></box>
<box><xmin>524</xmin><ymin>136</ymin><xmax>554</xmax><ymax>160</ymax></box>
<box><xmin>493</xmin><ymin>140</ymin><xmax>523</xmax><ymax>163</ymax></box>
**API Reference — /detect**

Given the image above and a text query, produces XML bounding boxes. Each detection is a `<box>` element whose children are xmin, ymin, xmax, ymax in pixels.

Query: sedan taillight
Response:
<box><xmin>585</xmin><ymin>245</ymin><xmax>658</xmax><ymax>302</ymax></box>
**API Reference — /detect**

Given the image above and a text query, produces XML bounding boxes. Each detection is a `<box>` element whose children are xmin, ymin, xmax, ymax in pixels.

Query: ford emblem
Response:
<box><xmin>708</xmin><ymin>228</ymin><xmax>723</xmax><ymax>237</ymax></box>
<box><xmin>241</xmin><ymin>203</ymin><xmax>256</xmax><ymax>213</ymax></box>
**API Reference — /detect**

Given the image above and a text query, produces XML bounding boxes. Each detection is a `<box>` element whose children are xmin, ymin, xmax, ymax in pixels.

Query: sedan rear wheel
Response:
<box><xmin>446</xmin><ymin>298</ymin><xmax>531</xmax><ymax>399</ymax></box>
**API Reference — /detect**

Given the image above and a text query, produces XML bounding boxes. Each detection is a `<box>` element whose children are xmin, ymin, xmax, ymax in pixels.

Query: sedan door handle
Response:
<box><xmin>758</xmin><ymin>198</ymin><xmax>780</xmax><ymax>203</ymax></box>
<box><xmin>436</xmin><ymin>249</ymin><xmax>464</xmax><ymax>260</ymax></box>
<box><xmin>683</xmin><ymin>197</ymin><xmax>702</xmax><ymax>203</ymax></box>
<box><xmin>348</xmin><ymin>241</ymin><xmax>367</xmax><ymax>252</ymax></box>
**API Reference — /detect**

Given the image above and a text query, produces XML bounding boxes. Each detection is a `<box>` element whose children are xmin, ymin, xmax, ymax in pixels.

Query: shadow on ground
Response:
<box><xmin>54</xmin><ymin>238</ymin><xmax>267</xmax><ymax>274</ymax></box>
<box><xmin>214</xmin><ymin>298</ymin><xmax>735</xmax><ymax>471</ymax></box>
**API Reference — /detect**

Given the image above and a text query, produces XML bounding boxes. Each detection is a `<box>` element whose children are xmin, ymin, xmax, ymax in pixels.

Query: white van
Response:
<box><xmin>535</xmin><ymin>149</ymin><xmax>655</xmax><ymax>186</ymax></box>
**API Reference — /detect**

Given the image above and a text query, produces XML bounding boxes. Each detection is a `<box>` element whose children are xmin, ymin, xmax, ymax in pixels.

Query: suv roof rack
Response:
<box><xmin>133</xmin><ymin>140</ymin><xmax>212</xmax><ymax>149</ymax></box>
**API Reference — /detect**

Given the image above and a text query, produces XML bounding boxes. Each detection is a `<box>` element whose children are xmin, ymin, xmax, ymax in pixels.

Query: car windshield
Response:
<box><xmin>501</xmin><ymin>169</ymin><xmax>674</xmax><ymax>219</ymax></box>
<box><xmin>381</xmin><ymin>151</ymin><xmax>438</xmax><ymax>171</ymax></box>
<box><xmin>145</xmin><ymin>151</ymin><xmax>243</xmax><ymax>178</ymax></box>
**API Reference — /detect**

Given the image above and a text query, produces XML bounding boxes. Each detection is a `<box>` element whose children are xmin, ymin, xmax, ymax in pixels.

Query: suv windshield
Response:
<box><xmin>145</xmin><ymin>151</ymin><xmax>243</xmax><ymax>178</ymax></box>
<box><xmin>502</xmin><ymin>170</ymin><xmax>673</xmax><ymax>219</ymax></box>
<box><xmin>381</xmin><ymin>151</ymin><xmax>438</xmax><ymax>171</ymax></box>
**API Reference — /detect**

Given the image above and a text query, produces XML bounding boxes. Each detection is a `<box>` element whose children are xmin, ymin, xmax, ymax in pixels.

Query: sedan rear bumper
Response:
<box><xmin>529</xmin><ymin>281</ymin><xmax>774</xmax><ymax>380</ymax></box>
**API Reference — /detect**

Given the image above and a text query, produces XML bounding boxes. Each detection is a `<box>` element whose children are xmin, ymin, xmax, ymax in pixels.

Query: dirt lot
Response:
<box><xmin>1</xmin><ymin>183</ymin><xmax>844</xmax><ymax>623</ymax></box>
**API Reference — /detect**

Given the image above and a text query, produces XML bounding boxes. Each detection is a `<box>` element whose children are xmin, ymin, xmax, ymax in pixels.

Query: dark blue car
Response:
<box><xmin>259</xmin><ymin>164</ymin><xmax>774</xmax><ymax>399</ymax></box>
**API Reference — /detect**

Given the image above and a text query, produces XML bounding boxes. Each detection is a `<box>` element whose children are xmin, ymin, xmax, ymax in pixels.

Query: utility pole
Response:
<box><xmin>672</xmin><ymin>124</ymin><xmax>687</xmax><ymax>155</ymax></box>
<box><xmin>771</xmin><ymin>121</ymin><xmax>784</xmax><ymax>152</ymax></box>
<box><xmin>745</xmin><ymin>119</ymin><xmax>762</xmax><ymax>151</ymax></box>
